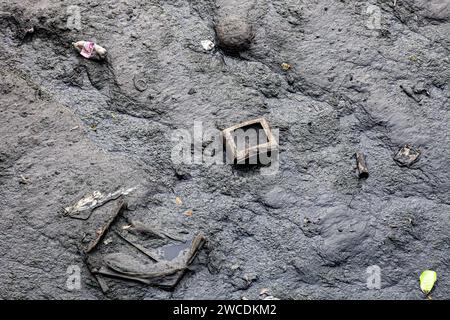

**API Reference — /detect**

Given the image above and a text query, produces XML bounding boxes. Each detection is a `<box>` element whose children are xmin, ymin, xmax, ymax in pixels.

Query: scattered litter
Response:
<box><xmin>201</xmin><ymin>40</ymin><xmax>215</xmax><ymax>51</ymax></box>
<box><xmin>393</xmin><ymin>145</ymin><xmax>421</xmax><ymax>167</ymax></box>
<box><xmin>222</xmin><ymin>118</ymin><xmax>278</xmax><ymax>164</ymax></box>
<box><xmin>408</xmin><ymin>55</ymin><xmax>420</xmax><ymax>63</ymax></box>
<box><xmin>93</xmin><ymin>233</ymin><xmax>206</xmax><ymax>290</ymax></box>
<box><xmin>281</xmin><ymin>63</ymin><xmax>291</xmax><ymax>71</ymax></box>
<box><xmin>175</xmin><ymin>197</ymin><xmax>183</xmax><ymax>206</ymax></box>
<box><xmin>259</xmin><ymin>288</ymin><xmax>279</xmax><ymax>300</ymax></box>
<box><xmin>83</xmin><ymin>203</ymin><xmax>205</xmax><ymax>292</ymax></box>
<box><xmin>133</xmin><ymin>73</ymin><xmax>148</xmax><ymax>92</ymax></box>
<box><xmin>420</xmin><ymin>270</ymin><xmax>437</xmax><ymax>296</ymax></box>
<box><xmin>73</xmin><ymin>41</ymin><xmax>107</xmax><ymax>60</ymax></box>
<box><xmin>64</xmin><ymin>187</ymin><xmax>135</xmax><ymax>220</ymax></box>
<box><xmin>85</xmin><ymin>199</ymin><xmax>127</xmax><ymax>253</ymax></box>
<box><xmin>128</xmin><ymin>220</ymin><xmax>185</xmax><ymax>242</ymax></box>
<box><xmin>158</xmin><ymin>239</ymin><xmax>193</xmax><ymax>261</ymax></box>
<box><xmin>263</xmin><ymin>295</ymin><xmax>280</xmax><ymax>300</ymax></box>
<box><xmin>259</xmin><ymin>288</ymin><xmax>269</xmax><ymax>296</ymax></box>
<box><xmin>184</xmin><ymin>210</ymin><xmax>193</xmax><ymax>217</ymax></box>
<box><xmin>355</xmin><ymin>152</ymin><xmax>369</xmax><ymax>179</ymax></box>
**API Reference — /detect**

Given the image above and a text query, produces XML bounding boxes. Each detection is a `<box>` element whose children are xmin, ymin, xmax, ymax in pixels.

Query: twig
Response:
<box><xmin>85</xmin><ymin>198</ymin><xmax>126</xmax><ymax>253</ymax></box>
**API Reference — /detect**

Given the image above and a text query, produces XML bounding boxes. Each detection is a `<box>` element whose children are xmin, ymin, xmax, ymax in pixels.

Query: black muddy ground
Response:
<box><xmin>0</xmin><ymin>0</ymin><xmax>449</xmax><ymax>299</ymax></box>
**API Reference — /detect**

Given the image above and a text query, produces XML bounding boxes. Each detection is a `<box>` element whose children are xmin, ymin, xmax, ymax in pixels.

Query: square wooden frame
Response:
<box><xmin>222</xmin><ymin>118</ymin><xmax>278</xmax><ymax>164</ymax></box>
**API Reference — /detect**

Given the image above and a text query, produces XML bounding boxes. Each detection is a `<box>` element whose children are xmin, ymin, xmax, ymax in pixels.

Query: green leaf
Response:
<box><xmin>420</xmin><ymin>270</ymin><xmax>437</xmax><ymax>294</ymax></box>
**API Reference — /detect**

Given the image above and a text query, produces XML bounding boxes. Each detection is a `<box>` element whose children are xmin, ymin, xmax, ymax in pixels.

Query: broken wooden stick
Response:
<box><xmin>85</xmin><ymin>198</ymin><xmax>127</xmax><ymax>253</ymax></box>
<box><xmin>355</xmin><ymin>152</ymin><xmax>369</xmax><ymax>179</ymax></box>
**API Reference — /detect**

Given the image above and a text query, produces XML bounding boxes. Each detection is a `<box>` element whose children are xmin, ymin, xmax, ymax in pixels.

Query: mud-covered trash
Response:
<box><xmin>201</xmin><ymin>40</ymin><xmax>215</xmax><ymax>51</ymax></box>
<box><xmin>215</xmin><ymin>17</ymin><xmax>254</xmax><ymax>52</ymax></box>
<box><xmin>93</xmin><ymin>233</ymin><xmax>206</xmax><ymax>289</ymax></box>
<box><xmin>133</xmin><ymin>73</ymin><xmax>148</xmax><ymax>92</ymax></box>
<box><xmin>64</xmin><ymin>187</ymin><xmax>135</xmax><ymax>220</ymax></box>
<box><xmin>400</xmin><ymin>84</ymin><xmax>421</xmax><ymax>103</ymax></box>
<box><xmin>420</xmin><ymin>270</ymin><xmax>437</xmax><ymax>296</ymax></box>
<box><xmin>85</xmin><ymin>199</ymin><xmax>127</xmax><ymax>253</ymax></box>
<box><xmin>222</xmin><ymin>118</ymin><xmax>278</xmax><ymax>164</ymax></box>
<box><xmin>259</xmin><ymin>288</ymin><xmax>279</xmax><ymax>300</ymax></box>
<box><xmin>73</xmin><ymin>41</ymin><xmax>107</xmax><ymax>60</ymax></box>
<box><xmin>393</xmin><ymin>145</ymin><xmax>421</xmax><ymax>167</ymax></box>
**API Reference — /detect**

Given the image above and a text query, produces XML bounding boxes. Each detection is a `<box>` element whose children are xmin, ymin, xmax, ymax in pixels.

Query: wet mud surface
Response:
<box><xmin>0</xmin><ymin>0</ymin><xmax>449</xmax><ymax>299</ymax></box>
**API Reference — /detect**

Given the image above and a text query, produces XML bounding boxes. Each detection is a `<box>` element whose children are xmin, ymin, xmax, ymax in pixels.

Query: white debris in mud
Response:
<box><xmin>201</xmin><ymin>40</ymin><xmax>215</xmax><ymax>51</ymax></box>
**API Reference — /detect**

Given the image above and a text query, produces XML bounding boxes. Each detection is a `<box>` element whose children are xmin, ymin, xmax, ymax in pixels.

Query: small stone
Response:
<box><xmin>393</xmin><ymin>145</ymin><xmax>421</xmax><ymax>167</ymax></box>
<box><xmin>133</xmin><ymin>73</ymin><xmax>148</xmax><ymax>92</ymax></box>
<box><xmin>215</xmin><ymin>17</ymin><xmax>254</xmax><ymax>52</ymax></box>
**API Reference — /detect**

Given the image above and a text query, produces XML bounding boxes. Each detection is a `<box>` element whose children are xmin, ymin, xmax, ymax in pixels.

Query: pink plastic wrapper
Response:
<box><xmin>80</xmin><ymin>41</ymin><xmax>95</xmax><ymax>58</ymax></box>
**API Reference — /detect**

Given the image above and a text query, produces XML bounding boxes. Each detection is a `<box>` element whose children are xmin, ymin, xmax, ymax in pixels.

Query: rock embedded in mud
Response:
<box><xmin>355</xmin><ymin>152</ymin><xmax>369</xmax><ymax>179</ymax></box>
<box><xmin>215</xmin><ymin>17</ymin><xmax>254</xmax><ymax>52</ymax></box>
<box><xmin>393</xmin><ymin>145</ymin><xmax>421</xmax><ymax>167</ymax></box>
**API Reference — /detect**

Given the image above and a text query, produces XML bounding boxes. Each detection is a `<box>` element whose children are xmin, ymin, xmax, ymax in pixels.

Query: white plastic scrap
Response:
<box><xmin>201</xmin><ymin>40</ymin><xmax>215</xmax><ymax>51</ymax></box>
<box><xmin>64</xmin><ymin>187</ymin><xmax>136</xmax><ymax>217</ymax></box>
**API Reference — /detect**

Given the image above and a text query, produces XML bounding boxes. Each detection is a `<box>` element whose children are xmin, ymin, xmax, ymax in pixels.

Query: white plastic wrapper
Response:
<box><xmin>200</xmin><ymin>40</ymin><xmax>215</xmax><ymax>51</ymax></box>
